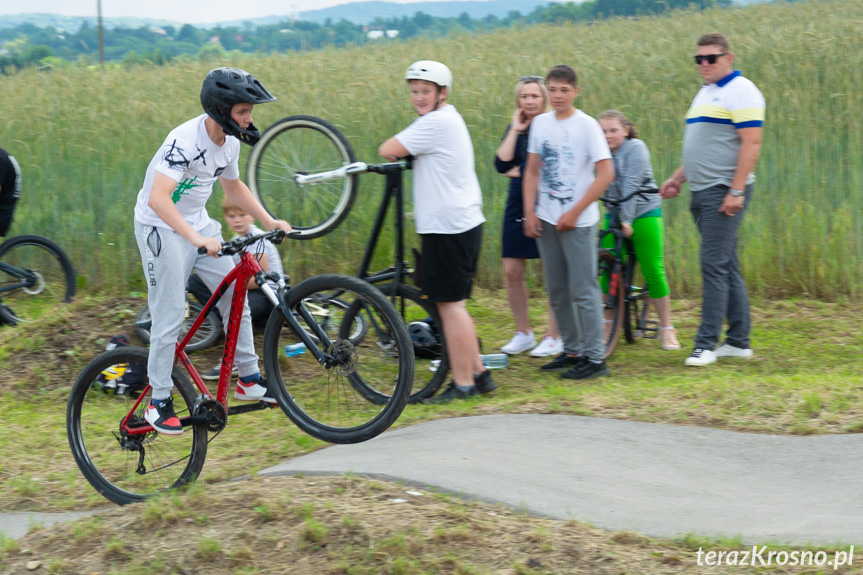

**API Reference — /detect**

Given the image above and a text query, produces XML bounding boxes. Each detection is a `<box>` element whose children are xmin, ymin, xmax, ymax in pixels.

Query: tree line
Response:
<box><xmin>0</xmin><ymin>0</ymin><xmax>731</xmax><ymax>73</ymax></box>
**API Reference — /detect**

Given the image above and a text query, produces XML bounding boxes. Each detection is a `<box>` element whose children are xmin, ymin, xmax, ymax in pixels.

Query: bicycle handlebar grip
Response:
<box><xmin>197</xmin><ymin>246</ymin><xmax>208</xmax><ymax>255</ymax></box>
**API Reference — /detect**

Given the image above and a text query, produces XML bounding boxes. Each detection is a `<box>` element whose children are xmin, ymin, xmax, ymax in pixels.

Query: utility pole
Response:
<box><xmin>97</xmin><ymin>0</ymin><xmax>105</xmax><ymax>67</ymax></box>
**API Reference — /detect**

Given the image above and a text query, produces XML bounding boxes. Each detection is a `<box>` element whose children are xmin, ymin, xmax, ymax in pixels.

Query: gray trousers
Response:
<box><xmin>537</xmin><ymin>223</ymin><xmax>604</xmax><ymax>362</ymax></box>
<box><xmin>690</xmin><ymin>184</ymin><xmax>752</xmax><ymax>350</ymax></box>
<box><xmin>135</xmin><ymin>219</ymin><xmax>259</xmax><ymax>398</ymax></box>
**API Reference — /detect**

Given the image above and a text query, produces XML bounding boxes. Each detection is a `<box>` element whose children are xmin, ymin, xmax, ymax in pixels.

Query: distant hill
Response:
<box><xmin>0</xmin><ymin>0</ymin><xmax>551</xmax><ymax>32</ymax></box>
<box><xmin>295</xmin><ymin>0</ymin><xmax>550</xmax><ymax>25</ymax></box>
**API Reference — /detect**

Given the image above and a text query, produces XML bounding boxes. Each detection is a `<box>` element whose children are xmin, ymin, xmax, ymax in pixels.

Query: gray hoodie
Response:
<box><xmin>606</xmin><ymin>138</ymin><xmax>661</xmax><ymax>224</ymax></box>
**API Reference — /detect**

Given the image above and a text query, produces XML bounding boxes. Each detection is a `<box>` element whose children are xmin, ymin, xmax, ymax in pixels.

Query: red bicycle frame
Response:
<box><xmin>120</xmin><ymin>251</ymin><xmax>264</xmax><ymax>435</ymax></box>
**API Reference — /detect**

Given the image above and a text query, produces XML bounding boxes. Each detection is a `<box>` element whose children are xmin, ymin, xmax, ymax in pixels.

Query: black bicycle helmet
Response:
<box><xmin>200</xmin><ymin>67</ymin><xmax>276</xmax><ymax>146</ymax></box>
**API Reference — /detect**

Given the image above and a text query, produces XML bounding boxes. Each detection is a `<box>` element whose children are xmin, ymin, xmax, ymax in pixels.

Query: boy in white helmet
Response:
<box><xmin>134</xmin><ymin>67</ymin><xmax>291</xmax><ymax>434</ymax></box>
<box><xmin>379</xmin><ymin>60</ymin><xmax>493</xmax><ymax>403</ymax></box>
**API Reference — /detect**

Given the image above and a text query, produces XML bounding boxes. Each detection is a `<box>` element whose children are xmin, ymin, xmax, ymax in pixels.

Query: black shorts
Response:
<box><xmin>420</xmin><ymin>224</ymin><xmax>483</xmax><ymax>303</ymax></box>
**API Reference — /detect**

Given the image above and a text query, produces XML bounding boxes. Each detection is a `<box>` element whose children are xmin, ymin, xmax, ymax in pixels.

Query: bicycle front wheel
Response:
<box><xmin>248</xmin><ymin>116</ymin><xmax>358</xmax><ymax>239</ymax></box>
<box><xmin>67</xmin><ymin>347</ymin><xmax>208</xmax><ymax>505</ymax></box>
<box><xmin>263</xmin><ymin>274</ymin><xmax>413</xmax><ymax>444</ymax></box>
<box><xmin>598</xmin><ymin>249</ymin><xmax>625</xmax><ymax>358</ymax></box>
<box><xmin>0</xmin><ymin>234</ymin><xmax>76</xmax><ymax>324</ymax></box>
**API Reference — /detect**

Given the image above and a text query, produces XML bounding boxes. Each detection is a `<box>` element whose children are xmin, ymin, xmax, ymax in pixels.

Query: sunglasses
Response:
<box><xmin>519</xmin><ymin>75</ymin><xmax>545</xmax><ymax>84</ymax></box>
<box><xmin>694</xmin><ymin>53</ymin><xmax>727</xmax><ymax>65</ymax></box>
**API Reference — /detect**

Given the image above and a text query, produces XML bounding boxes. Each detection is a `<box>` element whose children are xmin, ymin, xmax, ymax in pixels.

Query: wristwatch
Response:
<box><xmin>728</xmin><ymin>188</ymin><xmax>745</xmax><ymax>197</ymax></box>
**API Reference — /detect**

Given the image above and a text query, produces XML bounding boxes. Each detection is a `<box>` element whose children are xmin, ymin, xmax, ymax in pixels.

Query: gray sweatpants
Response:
<box><xmin>135</xmin><ymin>218</ymin><xmax>259</xmax><ymax>399</ymax></box>
<box><xmin>690</xmin><ymin>184</ymin><xmax>752</xmax><ymax>350</ymax></box>
<box><xmin>536</xmin><ymin>223</ymin><xmax>605</xmax><ymax>362</ymax></box>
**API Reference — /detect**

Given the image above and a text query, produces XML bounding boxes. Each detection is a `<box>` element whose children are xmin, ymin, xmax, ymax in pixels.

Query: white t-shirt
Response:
<box><xmin>527</xmin><ymin>110</ymin><xmax>611</xmax><ymax>227</ymax></box>
<box><xmin>395</xmin><ymin>104</ymin><xmax>486</xmax><ymax>234</ymax></box>
<box><xmin>232</xmin><ymin>224</ymin><xmax>284</xmax><ymax>290</ymax></box>
<box><xmin>134</xmin><ymin>114</ymin><xmax>241</xmax><ymax>231</ymax></box>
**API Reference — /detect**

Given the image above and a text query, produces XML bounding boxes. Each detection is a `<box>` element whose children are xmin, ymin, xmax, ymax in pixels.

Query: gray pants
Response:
<box><xmin>537</xmin><ymin>223</ymin><xmax>604</xmax><ymax>362</ymax></box>
<box><xmin>134</xmin><ymin>219</ymin><xmax>259</xmax><ymax>398</ymax></box>
<box><xmin>690</xmin><ymin>184</ymin><xmax>752</xmax><ymax>350</ymax></box>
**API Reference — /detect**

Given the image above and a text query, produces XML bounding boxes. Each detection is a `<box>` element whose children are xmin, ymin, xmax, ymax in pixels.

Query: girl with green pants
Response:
<box><xmin>598</xmin><ymin>110</ymin><xmax>680</xmax><ymax>350</ymax></box>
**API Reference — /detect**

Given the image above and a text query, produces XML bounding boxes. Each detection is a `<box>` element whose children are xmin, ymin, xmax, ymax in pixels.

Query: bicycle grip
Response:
<box><xmin>197</xmin><ymin>246</ymin><xmax>208</xmax><ymax>255</ymax></box>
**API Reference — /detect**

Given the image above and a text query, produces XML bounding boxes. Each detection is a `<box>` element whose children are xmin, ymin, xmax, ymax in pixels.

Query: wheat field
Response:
<box><xmin>1</xmin><ymin>0</ymin><xmax>860</xmax><ymax>299</ymax></box>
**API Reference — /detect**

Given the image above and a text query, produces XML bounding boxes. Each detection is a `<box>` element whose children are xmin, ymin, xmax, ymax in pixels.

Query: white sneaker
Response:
<box><xmin>714</xmin><ymin>342</ymin><xmax>754</xmax><ymax>358</ymax></box>
<box><xmin>234</xmin><ymin>377</ymin><xmax>277</xmax><ymax>404</ymax></box>
<box><xmin>501</xmin><ymin>331</ymin><xmax>536</xmax><ymax>355</ymax></box>
<box><xmin>684</xmin><ymin>348</ymin><xmax>717</xmax><ymax>366</ymax></box>
<box><xmin>529</xmin><ymin>336</ymin><xmax>564</xmax><ymax>357</ymax></box>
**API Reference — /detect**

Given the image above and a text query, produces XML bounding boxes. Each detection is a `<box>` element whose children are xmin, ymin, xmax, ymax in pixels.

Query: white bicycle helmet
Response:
<box><xmin>405</xmin><ymin>60</ymin><xmax>452</xmax><ymax>92</ymax></box>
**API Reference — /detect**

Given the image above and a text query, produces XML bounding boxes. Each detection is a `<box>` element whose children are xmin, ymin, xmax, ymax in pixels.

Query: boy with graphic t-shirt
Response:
<box><xmin>133</xmin><ymin>67</ymin><xmax>291</xmax><ymax>434</ymax></box>
<box><xmin>379</xmin><ymin>60</ymin><xmax>493</xmax><ymax>403</ymax></box>
<box><xmin>522</xmin><ymin>65</ymin><xmax>615</xmax><ymax>380</ymax></box>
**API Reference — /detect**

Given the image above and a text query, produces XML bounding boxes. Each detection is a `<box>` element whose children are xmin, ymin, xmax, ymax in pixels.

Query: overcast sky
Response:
<box><xmin>0</xmin><ymin>0</ymin><xmax>476</xmax><ymax>24</ymax></box>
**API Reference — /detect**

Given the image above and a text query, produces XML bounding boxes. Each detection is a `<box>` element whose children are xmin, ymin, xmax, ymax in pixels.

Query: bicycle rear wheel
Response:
<box><xmin>598</xmin><ymin>249</ymin><xmax>625</xmax><ymax>358</ymax></box>
<box><xmin>134</xmin><ymin>302</ymin><xmax>222</xmax><ymax>352</ymax></box>
<box><xmin>66</xmin><ymin>347</ymin><xmax>208</xmax><ymax>505</ymax></box>
<box><xmin>0</xmin><ymin>234</ymin><xmax>76</xmax><ymax>324</ymax></box>
<box><xmin>247</xmin><ymin>115</ymin><xmax>358</xmax><ymax>239</ymax></box>
<box><xmin>263</xmin><ymin>274</ymin><xmax>413</xmax><ymax>444</ymax></box>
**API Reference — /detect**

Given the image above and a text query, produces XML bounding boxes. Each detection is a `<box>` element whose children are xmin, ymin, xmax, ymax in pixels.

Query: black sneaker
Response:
<box><xmin>474</xmin><ymin>370</ymin><xmax>498</xmax><ymax>394</ymax></box>
<box><xmin>144</xmin><ymin>397</ymin><xmax>184</xmax><ymax>435</ymax></box>
<box><xmin>561</xmin><ymin>360</ymin><xmax>611</xmax><ymax>380</ymax></box>
<box><xmin>425</xmin><ymin>382</ymin><xmax>479</xmax><ymax>404</ymax></box>
<box><xmin>202</xmin><ymin>363</ymin><xmax>239</xmax><ymax>381</ymax></box>
<box><xmin>541</xmin><ymin>353</ymin><xmax>585</xmax><ymax>372</ymax></box>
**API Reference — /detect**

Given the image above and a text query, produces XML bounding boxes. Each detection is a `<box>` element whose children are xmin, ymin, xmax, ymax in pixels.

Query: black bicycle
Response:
<box><xmin>597</xmin><ymin>189</ymin><xmax>659</xmax><ymax>357</ymax></box>
<box><xmin>0</xmin><ymin>234</ymin><xmax>76</xmax><ymax>325</ymax></box>
<box><xmin>247</xmin><ymin>115</ymin><xmax>449</xmax><ymax>403</ymax></box>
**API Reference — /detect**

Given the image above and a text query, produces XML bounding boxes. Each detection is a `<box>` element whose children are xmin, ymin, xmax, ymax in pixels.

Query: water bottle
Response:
<box><xmin>480</xmin><ymin>353</ymin><xmax>508</xmax><ymax>370</ymax></box>
<box><xmin>284</xmin><ymin>342</ymin><xmax>306</xmax><ymax>357</ymax></box>
<box><xmin>429</xmin><ymin>354</ymin><xmax>508</xmax><ymax>371</ymax></box>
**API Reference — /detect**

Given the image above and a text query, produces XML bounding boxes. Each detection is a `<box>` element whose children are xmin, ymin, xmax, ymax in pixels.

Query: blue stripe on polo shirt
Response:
<box><xmin>735</xmin><ymin>119</ymin><xmax>764</xmax><ymax>128</ymax></box>
<box><xmin>686</xmin><ymin>116</ymin><xmax>734</xmax><ymax>125</ymax></box>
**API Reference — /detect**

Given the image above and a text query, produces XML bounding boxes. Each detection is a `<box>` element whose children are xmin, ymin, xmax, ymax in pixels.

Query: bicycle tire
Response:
<box><xmin>247</xmin><ymin>115</ymin><xmax>358</xmax><ymax>239</ymax></box>
<box><xmin>134</xmin><ymin>302</ymin><xmax>222</xmax><ymax>352</ymax></box>
<box><xmin>263</xmin><ymin>274</ymin><xmax>413</xmax><ymax>444</ymax></box>
<box><xmin>67</xmin><ymin>347</ymin><xmax>208</xmax><ymax>505</ymax></box>
<box><xmin>598</xmin><ymin>250</ymin><xmax>625</xmax><ymax>358</ymax></box>
<box><xmin>0</xmin><ymin>234</ymin><xmax>75</xmax><ymax>323</ymax></box>
<box><xmin>344</xmin><ymin>283</ymin><xmax>448</xmax><ymax>404</ymax></box>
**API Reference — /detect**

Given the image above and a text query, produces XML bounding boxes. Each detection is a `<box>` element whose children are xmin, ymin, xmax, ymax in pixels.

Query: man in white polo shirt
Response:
<box><xmin>659</xmin><ymin>32</ymin><xmax>765</xmax><ymax>367</ymax></box>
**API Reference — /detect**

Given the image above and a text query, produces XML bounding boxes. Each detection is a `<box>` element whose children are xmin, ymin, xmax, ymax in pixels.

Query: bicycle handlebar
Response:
<box><xmin>599</xmin><ymin>188</ymin><xmax>659</xmax><ymax>207</ymax></box>
<box><xmin>293</xmin><ymin>158</ymin><xmax>411</xmax><ymax>185</ymax></box>
<box><xmin>196</xmin><ymin>229</ymin><xmax>298</xmax><ymax>256</ymax></box>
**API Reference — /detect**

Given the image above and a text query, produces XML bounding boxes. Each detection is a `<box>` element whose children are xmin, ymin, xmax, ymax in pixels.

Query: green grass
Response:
<box><xmin>0</xmin><ymin>290</ymin><xmax>861</xmax><ymax>514</ymax></box>
<box><xmin>0</xmin><ymin>0</ymin><xmax>861</xmax><ymax>298</ymax></box>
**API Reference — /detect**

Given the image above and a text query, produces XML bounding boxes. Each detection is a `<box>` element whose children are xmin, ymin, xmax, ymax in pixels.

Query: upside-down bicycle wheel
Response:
<box><xmin>67</xmin><ymin>347</ymin><xmax>208</xmax><ymax>505</ymax></box>
<box><xmin>344</xmin><ymin>283</ymin><xmax>448</xmax><ymax>404</ymax></box>
<box><xmin>247</xmin><ymin>116</ymin><xmax>358</xmax><ymax>239</ymax></box>
<box><xmin>263</xmin><ymin>274</ymin><xmax>413</xmax><ymax>444</ymax></box>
